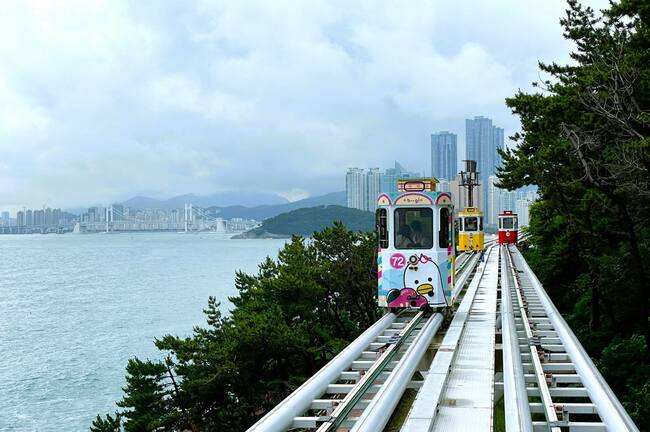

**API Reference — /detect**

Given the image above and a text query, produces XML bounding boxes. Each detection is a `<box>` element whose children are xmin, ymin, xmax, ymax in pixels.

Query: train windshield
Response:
<box><xmin>464</xmin><ymin>216</ymin><xmax>478</xmax><ymax>231</ymax></box>
<box><xmin>502</xmin><ymin>217</ymin><xmax>514</xmax><ymax>229</ymax></box>
<box><xmin>394</xmin><ymin>207</ymin><xmax>433</xmax><ymax>249</ymax></box>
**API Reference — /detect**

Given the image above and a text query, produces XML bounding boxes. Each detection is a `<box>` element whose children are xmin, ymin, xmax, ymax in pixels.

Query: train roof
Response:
<box><xmin>457</xmin><ymin>207</ymin><xmax>483</xmax><ymax>216</ymax></box>
<box><xmin>377</xmin><ymin>190</ymin><xmax>452</xmax><ymax>207</ymax></box>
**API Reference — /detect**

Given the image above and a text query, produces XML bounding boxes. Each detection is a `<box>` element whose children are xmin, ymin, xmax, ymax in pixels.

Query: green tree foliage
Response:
<box><xmin>116</xmin><ymin>358</ymin><xmax>180</xmax><ymax>432</ymax></box>
<box><xmin>246</xmin><ymin>205</ymin><xmax>375</xmax><ymax>237</ymax></box>
<box><xmin>498</xmin><ymin>0</ymin><xmax>650</xmax><ymax>427</ymax></box>
<box><xmin>93</xmin><ymin>222</ymin><xmax>380</xmax><ymax>431</ymax></box>
<box><xmin>90</xmin><ymin>413</ymin><xmax>121</xmax><ymax>432</ymax></box>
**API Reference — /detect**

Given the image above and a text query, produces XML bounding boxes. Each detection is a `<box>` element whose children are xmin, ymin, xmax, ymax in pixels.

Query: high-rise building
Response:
<box><xmin>431</xmin><ymin>131</ymin><xmax>457</xmax><ymax>181</ymax></box>
<box><xmin>33</xmin><ymin>209</ymin><xmax>44</xmax><ymax>226</ymax></box>
<box><xmin>516</xmin><ymin>199</ymin><xmax>531</xmax><ymax>227</ymax></box>
<box><xmin>52</xmin><ymin>208</ymin><xmax>62</xmax><ymax>226</ymax></box>
<box><xmin>347</xmin><ymin>162</ymin><xmax>421</xmax><ymax>212</ymax></box>
<box><xmin>17</xmin><ymin>211</ymin><xmax>25</xmax><ymax>227</ymax></box>
<box><xmin>26</xmin><ymin>209</ymin><xmax>33</xmax><ymax>226</ymax></box>
<box><xmin>0</xmin><ymin>212</ymin><xmax>9</xmax><ymax>226</ymax></box>
<box><xmin>486</xmin><ymin>175</ymin><xmax>537</xmax><ymax>227</ymax></box>
<box><xmin>381</xmin><ymin>161</ymin><xmax>420</xmax><ymax>194</ymax></box>
<box><xmin>346</xmin><ymin>168</ymin><xmax>367</xmax><ymax>211</ymax></box>
<box><xmin>366</xmin><ymin>168</ymin><xmax>382</xmax><ymax>211</ymax></box>
<box><xmin>45</xmin><ymin>208</ymin><xmax>53</xmax><ymax>226</ymax></box>
<box><xmin>465</xmin><ymin>116</ymin><xmax>505</xmax><ymax>208</ymax></box>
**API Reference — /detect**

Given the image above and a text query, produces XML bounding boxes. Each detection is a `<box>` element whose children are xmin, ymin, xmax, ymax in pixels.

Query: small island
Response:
<box><xmin>232</xmin><ymin>205</ymin><xmax>375</xmax><ymax>238</ymax></box>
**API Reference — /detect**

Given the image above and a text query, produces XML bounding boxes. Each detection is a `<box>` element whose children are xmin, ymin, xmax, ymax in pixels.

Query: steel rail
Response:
<box><xmin>351</xmin><ymin>313</ymin><xmax>444</xmax><ymax>432</ymax></box>
<box><xmin>248</xmin><ymin>248</ymin><xmax>483</xmax><ymax>432</ymax></box>
<box><xmin>505</xmin><ymin>246</ymin><xmax>561</xmax><ymax>432</ymax></box>
<box><xmin>511</xmin><ymin>247</ymin><xmax>639</xmax><ymax>432</ymax></box>
<box><xmin>500</xmin><ymin>246</ymin><xmax>533</xmax><ymax>432</ymax></box>
<box><xmin>316</xmin><ymin>311</ymin><xmax>427</xmax><ymax>431</ymax></box>
<box><xmin>452</xmin><ymin>251</ymin><xmax>480</xmax><ymax>300</ymax></box>
<box><xmin>247</xmin><ymin>312</ymin><xmax>396</xmax><ymax>432</ymax></box>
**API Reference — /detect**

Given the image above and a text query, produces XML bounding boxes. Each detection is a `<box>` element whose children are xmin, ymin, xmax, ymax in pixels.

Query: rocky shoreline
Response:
<box><xmin>231</xmin><ymin>229</ymin><xmax>290</xmax><ymax>239</ymax></box>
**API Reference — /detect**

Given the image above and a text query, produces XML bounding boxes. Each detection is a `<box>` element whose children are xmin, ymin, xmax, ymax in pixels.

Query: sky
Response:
<box><xmin>0</xmin><ymin>0</ymin><xmax>609</xmax><ymax>210</ymax></box>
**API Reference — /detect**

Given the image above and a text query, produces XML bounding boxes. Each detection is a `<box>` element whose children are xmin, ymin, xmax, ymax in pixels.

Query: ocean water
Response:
<box><xmin>0</xmin><ymin>233</ymin><xmax>285</xmax><ymax>431</ymax></box>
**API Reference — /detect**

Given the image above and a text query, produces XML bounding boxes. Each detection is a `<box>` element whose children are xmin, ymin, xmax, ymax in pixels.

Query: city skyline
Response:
<box><xmin>0</xmin><ymin>1</ymin><xmax>608</xmax><ymax>210</ymax></box>
<box><xmin>346</xmin><ymin>161</ymin><xmax>421</xmax><ymax>212</ymax></box>
<box><xmin>2</xmin><ymin>203</ymin><xmax>260</xmax><ymax>234</ymax></box>
<box><xmin>346</xmin><ymin>114</ymin><xmax>534</xmax><ymax>225</ymax></box>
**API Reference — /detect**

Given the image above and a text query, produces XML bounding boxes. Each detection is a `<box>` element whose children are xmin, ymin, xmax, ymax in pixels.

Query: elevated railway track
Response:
<box><xmin>248</xmin><ymin>244</ymin><xmax>638</xmax><ymax>432</ymax></box>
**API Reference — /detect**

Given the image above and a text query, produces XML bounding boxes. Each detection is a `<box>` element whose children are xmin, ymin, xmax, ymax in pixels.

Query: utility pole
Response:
<box><xmin>459</xmin><ymin>160</ymin><xmax>480</xmax><ymax>208</ymax></box>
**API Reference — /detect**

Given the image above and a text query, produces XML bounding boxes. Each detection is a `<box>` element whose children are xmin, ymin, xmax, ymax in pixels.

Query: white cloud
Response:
<box><xmin>0</xmin><ymin>0</ymin><xmax>610</xmax><ymax>209</ymax></box>
<box><xmin>0</xmin><ymin>76</ymin><xmax>53</xmax><ymax>139</ymax></box>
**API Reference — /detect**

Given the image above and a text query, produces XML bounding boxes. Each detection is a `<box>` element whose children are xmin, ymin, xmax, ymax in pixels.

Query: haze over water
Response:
<box><xmin>0</xmin><ymin>233</ymin><xmax>285</xmax><ymax>431</ymax></box>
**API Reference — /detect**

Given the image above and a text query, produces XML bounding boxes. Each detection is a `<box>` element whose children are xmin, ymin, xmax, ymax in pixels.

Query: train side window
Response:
<box><xmin>394</xmin><ymin>207</ymin><xmax>433</xmax><ymax>249</ymax></box>
<box><xmin>514</xmin><ymin>218</ymin><xmax>518</xmax><ymax>229</ymax></box>
<box><xmin>479</xmin><ymin>216</ymin><xmax>484</xmax><ymax>231</ymax></box>
<box><xmin>439</xmin><ymin>208</ymin><xmax>450</xmax><ymax>248</ymax></box>
<box><xmin>376</xmin><ymin>209</ymin><xmax>389</xmax><ymax>249</ymax></box>
<box><xmin>498</xmin><ymin>217</ymin><xmax>502</xmax><ymax>229</ymax></box>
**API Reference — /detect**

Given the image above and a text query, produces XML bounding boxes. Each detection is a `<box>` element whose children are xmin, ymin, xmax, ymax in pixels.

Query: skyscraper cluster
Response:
<box><xmin>346</xmin><ymin>162</ymin><xmax>419</xmax><ymax>212</ymax></box>
<box><xmin>346</xmin><ymin>115</ymin><xmax>536</xmax><ymax>225</ymax></box>
<box><xmin>16</xmin><ymin>207</ymin><xmax>65</xmax><ymax>227</ymax></box>
<box><xmin>487</xmin><ymin>176</ymin><xmax>537</xmax><ymax>227</ymax></box>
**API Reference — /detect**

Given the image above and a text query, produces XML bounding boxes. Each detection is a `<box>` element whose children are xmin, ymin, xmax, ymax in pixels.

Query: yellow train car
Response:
<box><xmin>457</xmin><ymin>207</ymin><xmax>484</xmax><ymax>252</ymax></box>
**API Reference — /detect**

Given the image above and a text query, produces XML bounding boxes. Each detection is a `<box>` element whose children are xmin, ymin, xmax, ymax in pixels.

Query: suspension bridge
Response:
<box><xmin>248</xmin><ymin>239</ymin><xmax>639</xmax><ymax>432</ymax></box>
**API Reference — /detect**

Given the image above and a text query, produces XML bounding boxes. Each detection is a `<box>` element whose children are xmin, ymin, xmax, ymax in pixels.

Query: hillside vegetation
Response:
<box><xmin>234</xmin><ymin>205</ymin><xmax>374</xmax><ymax>238</ymax></box>
<box><xmin>498</xmin><ymin>1</ymin><xmax>650</xmax><ymax>427</ymax></box>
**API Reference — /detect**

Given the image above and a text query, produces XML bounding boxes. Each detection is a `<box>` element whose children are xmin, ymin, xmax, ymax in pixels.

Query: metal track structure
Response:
<box><xmin>401</xmin><ymin>245</ymin><xmax>500</xmax><ymax>431</ymax></box>
<box><xmin>248</xmin><ymin>252</ymin><xmax>479</xmax><ymax>432</ymax></box>
<box><xmin>249</xmin><ymin>242</ymin><xmax>639</xmax><ymax>432</ymax></box>
<box><xmin>501</xmin><ymin>245</ymin><xmax>639</xmax><ymax>432</ymax></box>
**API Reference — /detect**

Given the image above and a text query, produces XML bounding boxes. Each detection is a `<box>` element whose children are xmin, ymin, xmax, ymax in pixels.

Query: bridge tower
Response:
<box><xmin>105</xmin><ymin>205</ymin><xmax>114</xmax><ymax>233</ymax></box>
<box><xmin>184</xmin><ymin>203</ymin><xmax>193</xmax><ymax>233</ymax></box>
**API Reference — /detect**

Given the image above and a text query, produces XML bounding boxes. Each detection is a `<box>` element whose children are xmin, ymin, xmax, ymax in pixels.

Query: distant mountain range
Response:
<box><xmin>210</xmin><ymin>192</ymin><xmax>346</xmax><ymax>220</ymax></box>
<box><xmin>121</xmin><ymin>191</ymin><xmax>289</xmax><ymax>209</ymax></box>
<box><xmin>118</xmin><ymin>191</ymin><xmax>346</xmax><ymax>220</ymax></box>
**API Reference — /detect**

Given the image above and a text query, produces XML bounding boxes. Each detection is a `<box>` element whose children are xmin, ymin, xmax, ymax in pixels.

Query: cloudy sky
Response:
<box><xmin>0</xmin><ymin>0</ymin><xmax>608</xmax><ymax>210</ymax></box>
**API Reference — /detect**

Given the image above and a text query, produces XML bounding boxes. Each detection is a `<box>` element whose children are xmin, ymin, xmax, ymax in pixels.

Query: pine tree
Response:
<box><xmin>117</xmin><ymin>358</ymin><xmax>175</xmax><ymax>432</ymax></box>
<box><xmin>90</xmin><ymin>413</ymin><xmax>121</xmax><ymax>432</ymax></box>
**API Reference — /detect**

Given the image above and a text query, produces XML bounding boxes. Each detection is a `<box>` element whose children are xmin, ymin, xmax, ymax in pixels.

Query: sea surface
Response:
<box><xmin>0</xmin><ymin>233</ymin><xmax>285</xmax><ymax>431</ymax></box>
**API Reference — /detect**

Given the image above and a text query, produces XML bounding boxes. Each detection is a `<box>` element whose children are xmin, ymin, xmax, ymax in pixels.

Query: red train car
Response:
<box><xmin>498</xmin><ymin>210</ymin><xmax>518</xmax><ymax>244</ymax></box>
